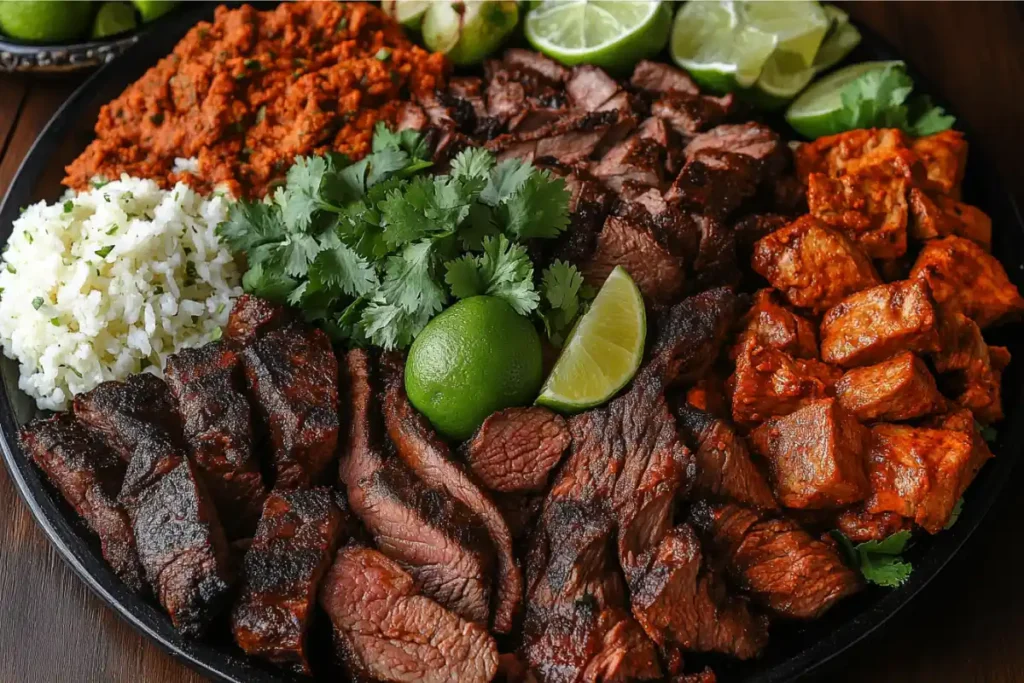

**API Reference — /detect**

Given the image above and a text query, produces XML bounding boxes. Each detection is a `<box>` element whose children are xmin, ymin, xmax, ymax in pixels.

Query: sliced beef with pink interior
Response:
<box><xmin>630</xmin><ymin>60</ymin><xmax>700</xmax><ymax>96</ymax></box>
<box><xmin>592</xmin><ymin>133</ymin><xmax>667</xmax><ymax>194</ymax></box>
<box><xmin>566</xmin><ymin>65</ymin><xmax>621</xmax><ymax>112</ymax></box>
<box><xmin>582</xmin><ymin>212</ymin><xmax>686</xmax><ymax>304</ymax></box>
<box><xmin>665</xmin><ymin>150</ymin><xmax>762</xmax><ymax>220</ymax></box>
<box><xmin>21</xmin><ymin>413</ymin><xmax>146</xmax><ymax>593</ymax></box>
<box><xmin>320</xmin><ymin>546</ymin><xmax>499</xmax><ymax>683</ymax></box>
<box><xmin>464</xmin><ymin>407</ymin><xmax>570</xmax><ymax>493</ymax></box>
<box><xmin>503</xmin><ymin>48</ymin><xmax>571</xmax><ymax>83</ymax></box>
<box><xmin>684</xmin><ymin>122</ymin><xmax>787</xmax><ymax>177</ymax></box>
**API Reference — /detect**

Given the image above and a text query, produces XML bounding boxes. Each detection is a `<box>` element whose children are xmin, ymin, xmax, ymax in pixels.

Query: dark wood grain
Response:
<box><xmin>0</xmin><ymin>4</ymin><xmax>1023</xmax><ymax>683</ymax></box>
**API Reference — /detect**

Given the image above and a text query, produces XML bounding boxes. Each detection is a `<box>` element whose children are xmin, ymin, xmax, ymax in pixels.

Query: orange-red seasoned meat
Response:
<box><xmin>730</xmin><ymin>339</ymin><xmax>842</xmax><ymax>426</ymax></box>
<box><xmin>835</xmin><ymin>508</ymin><xmax>912</xmax><ymax>543</ymax></box>
<box><xmin>834</xmin><ymin>351</ymin><xmax>946</xmax><ymax>422</ymax></box>
<box><xmin>752</xmin><ymin>215</ymin><xmax>881</xmax><ymax>314</ymax></box>
<box><xmin>911</xmin><ymin>235</ymin><xmax>1024</xmax><ymax>329</ymax></box>
<box><xmin>820</xmin><ymin>279</ymin><xmax>941</xmax><ymax>368</ymax></box>
<box><xmin>907</xmin><ymin>188</ymin><xmax>992</xmax><ymax>249</ymax></box>
<box><xmin>735</xmin><ymin>289</ymin><xmax>818</xmax><ymax>359</ymax></box>
<box><xmin>750</xmin><ymin>399</ymin><xmax>870</xmax><ymax>509</ymax></box>
<box><xmin>921</xmin><ymin>408</ymin><xmax>995</xmax><ymax>492</ymax></box>
<box><xmin>911</xmin><ymin>130</ymin><xmax>968</xmax><ymax>198</ymax></box>
<box><xmin>931</xmin><ymin>311</ymin><xmax>1007</xmax><ymax>423</ymax></box>
<box><xmin>864</xmin><ymin>424</ymin><xmax>974</xmax><ymax>533</ymax></box>
<box><xmin>794</xmin><ymin>128</ymin><xmax>912</xmax><ymax>181</ymax></box>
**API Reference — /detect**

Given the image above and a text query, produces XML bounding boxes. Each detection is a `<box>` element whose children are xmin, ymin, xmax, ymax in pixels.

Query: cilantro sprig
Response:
<box><xmin>217</xmin><ymin>124</ymin><xmax>576</xmax><ymax>349</ymax></box>
<box><xmin>831</xmin><ymin>529</ymin><xmax>914</xmax><ymax>588</ymax></box>
<box><xmin>835</xmin><ymin>63</ymin><xmax>955</xmax><ymax>136</ymax></box>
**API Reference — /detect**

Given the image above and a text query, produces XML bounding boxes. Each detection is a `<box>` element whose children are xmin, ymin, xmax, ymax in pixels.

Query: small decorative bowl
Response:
<box><xmin>0</xmin><ymin>33</ymin><xmax>141</xmax><ymax>73</ymax></box>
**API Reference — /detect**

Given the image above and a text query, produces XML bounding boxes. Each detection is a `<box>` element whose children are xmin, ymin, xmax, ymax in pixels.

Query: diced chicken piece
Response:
<box><xmin>834</xmin><ymin>351</ymin><xmax>945</xmax><ymax>422</ymax></box>
<box><xmin>921</xmin><ymin>408</ymin><xmax>994</xmax><ymax>492</ymax></box>
<box><xmin>750</xmin><ymin>399</ymin><xmax>871</xmax><ymax>509</ymax></box>
<box><xmin>907</xmin><ymin>188</ymin><xmax>992</xmax><ymax>249</ymax></box>
<box><xmin>794</xmin><ymin>128</ymin><xmax>913</xmax><ymax>181</ymax></box>
<box><xmin>652</xmin><ymin>92</ymin><xmax>735</xmax><ymax>136</ymax></box>
<box><xmin>864</xmin><ymin>424</ymin><xmax>974</xmax><ymax>533</ymax></box>
<box><xmin>735</xmin><ymin>289</ymin><xmax>818</xmax><ymax>359</ymax></box>
<box><xmin>931</xmin><ymin>311</ymin><xmax>1007</xmax><ymax>423</ymax></box>
<box><xmin>911</xmin><ymin>235</ymin><xmax>1024</xmax><ymax>329</ymax></box>
<box><xmin>752</xmin><ymin>215</ymin><xmax>881</xmax><ymax>313</ymax></box>
<box><xmin>806</xmin><ymin>157</ymin><xmax>910</xmax><ymax>259</ymax></box>
<box><xmin>835</xmin><ymin>508</ymin><xmax>912</xmax><ymax>543</ymax></box>
<box><xmin>684</xmin><ymin>122</ymin><xmax>786</xmax><ymax>176</ymax></box>
<box><xmin>566</xmin><ymin>65</ymin><xmax>620</xmax><ymax>112</ymax></box>
<box><xmin>820</xmin><ymin>279</ymin><xmax>941</xmax><ymax>368</ymax></box>
<box><xmin>582</xmin><ymin>214</ymin><xmax>685</xmax><ymax>304</ymax></box>
<box><xmin>911</xmin><ymin>130</ymin><xmax>968</xmax><ymax>199</ymax></box>
<box><xmin>630</xmin><ymin>60</ymin><xmax>700</xmax><ymax>95</ymax></box>
<box><xmin>729</xmin><ymin>339</ymin><xmax>841</xmax><ymax>426</ymax></box>
<box><xmin>665</xmin><ymin>151</ymin><xmax>760</xmax><ymax>220</ymax></box>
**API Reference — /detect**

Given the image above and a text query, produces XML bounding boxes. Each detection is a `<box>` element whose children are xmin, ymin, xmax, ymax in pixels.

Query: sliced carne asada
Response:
<box><xmin>652</xmin><ymin>91</ymin><xmax>736</xmax><ymax>136</ymax></box>
<box><xmin>566</xmin><ymin>65</ymin><xmax>622</xmax><ymax>112</ymax></box>
<box><xmin>650</xmin><ymin>287</ymin><xmax>743</xmax><ymax>386</ymax></box>
<box><xmin>381</xmin><ymin>358</ymin><xmax>523</xmax><ymax>634</ymax></box>
<box><xmin>74</xmin><ymin>373</ymin><xmax>182</xmax><ymax>462</ymax></box>
<box><xmin>232</xmin><ymin>488</ymin><xmax>347</xmax><ymax>673</ymax></box>
<box><xmin>165</xmin><ymin>342</ymin><xmax>266</xmax><ymax>538</ymax></box>
<box><xmin>20</xmin><ymin>413</ymin><xmax>146</xmax><ymax>593</ymax></box>
<box><xmin>582</xmin><ymin>213</ymin><xmax>686</xmax><ymax>304</ymax></box>
<box><xmin>464</xmin><ymin>407</ymin><xmax>570</xmax><ymax>493</ymax></box>
<box><xmin>224</xmin><ymin>293</ymin><xmax>292</xmax><ymax>347</ymax></box>
<box><xmin>241</xmin><ymin>325</ymin><xmax>339</xmax><ymax>489</ymax></box>
<box><xmin>665</xmin><ymin>150</ymin><xmax>762</xmax><ymax>220</ymax></box>
<box><xmin>320</xmin><ymin>545</ymin><xmax>499</xmax><ymax>683</ymax></box>
<box><xmin>592</xmin><ymin>134</ymin><xmax>667</xmax><ymax>195</ymax></box>
<box><xmin>630</xmin><ymin>60</ymin><xmax>701</xmax><ymax>96</ymax></box>
<box><xmin>339</xmin><ymin>350</ymin><xmax>495</xmax><ymax>626</ymax></box>
<box><xmin>684</xmin><ymin>122</ymin><xmax>787</xmax><ymax>177</ymax></box>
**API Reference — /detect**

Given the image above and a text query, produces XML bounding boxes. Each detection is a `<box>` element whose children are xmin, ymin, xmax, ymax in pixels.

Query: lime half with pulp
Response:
<box><xmin>536</xmin><ymin>266</ymin><xmax>646</xmax><ymax>413</ymax></box>
<box><xmin>813</xmin><ymin>5</ymin><xmax>861</xmax><ymax>72</ymax></box>
<box><xmin>786</xmin><ymin>60</ymin><xmax>904</xmax><ymax>139</ymax></box>
<box><xmin>382</xmin><ymin>0</ymin><xmax>430</xmax><ymax>30</ymax></box>
<box><xmin>525</xmin><ymin>0</ymin><xmax>672</xmax><ymax>72</ymax></box>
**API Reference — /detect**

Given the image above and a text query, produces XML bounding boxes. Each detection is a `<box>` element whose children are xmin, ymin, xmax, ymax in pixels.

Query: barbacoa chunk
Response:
<box><xmin>583</xmin><ymin>213</ymin><xmax>685</xmax><ymax>304</ymax></box>
<box><xmin>911</xmin><ymin>129</ymin><xmax>968</xmax><ymax>198</ymax></box>
<box><xmin>730</xmin><ymin>338</ymin><xmax>842</xmax><ymax>426</ymax></box>
<box><xmin>820</xmin><ymin>279</ymin><xmax>941</xmax><ymax>368</ymax></box>
<box><xmin>794</xmin><ymin>128</ymin><xmax>912</xmax><ymax>182</ymax></box>
<box><xmin>320</xmin><ymin>546</ymin><xmax>499</xmax><ymax>683</ymax></box>
<box><xmin>242</xmin><ymin>325</ymin><xmax>339</xmax><ymax>488</ymax></box>
<box><xmin>232</xmin><ymin>488</ymin><xmax>346</xmax><ymax>673</ymax></box>
<box><xmin>908</xmin><ymin>188</ymin><xmax>992</xmax><ymax>249</ymax></box>
<box><xmin>463</xmin><ymin>407</ymin><xmax>569</xmax><ymax>493</ymax></box>
<box><xmin>911</xmin><ymin>235</ymin><xmax>1024</xmax><ymax>329</ymax></box>
<box><xmin>864</xmin><ymin>424</ymin><xmax>974</xmax><ymax>533</ymax></box>
<box><xmin>750</xmin><ymin>399</ymin><xmax>871</xmax><ymax>509</ymax></box>
<box><xmin>752</xmin><ymin>215</ymin><xmax>881</xmax><ymax>314</ymax></box>
<box><xmin>834</xmin><ymin>351</ymin><xmax>946</xmax><ymax>422</ymax></box>
<box><xmin>735</xmin><ymin>288</ymin><xmax>818</xmax><ymax>359</ymax></box>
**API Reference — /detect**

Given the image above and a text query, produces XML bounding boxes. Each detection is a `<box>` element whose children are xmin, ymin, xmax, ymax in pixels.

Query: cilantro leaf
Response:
<box><xmin>444</xmin><ymin>255</ymin><xmax>485</xmax><ymax>299</ymax></box>
<box><xmin>242</xmin><ymin>262</ymin><xmax>297</xmax><ymax>301</ymax></box>
<box><xmin>282</xmin><ymin>156</ymin><xmax>329</xmax><ymax>232</ymax></box>
<box><xmin>372</xmin><ymin>121</ymin><xmax>430</xmax><ymax>162</ymax></box>
<box><xmin>361</xmin><ymin>297</ymin><xmax>433</xmax><ymax>350</ymax></box>
<box><xmin>480</xmin><ymin>158</ymin><xmax>534</xmax><ymax>207</ymax></box>
<box><xmin>830</xmin><ymin>529</ymin><xmax>913</xmax><ymax>588</ymax></box>
<box><xmin>380</xmin><ymin>240</ymin><xmax>448</xmax><ymax>316</ymax></box>
<box><xmin>217</xmin><ymin>201</ymin><xmax>283</xmax><ymax>254</ymax></box>
<box><xmin>450</xmin><ymin>147</ymin><xmax>495</xmax><ymax>184</ymax></box>
<box><xmin>538</xmin><ymin>261</ymin><xmax>585</xmax><ymax>345</ymax></box>
<box><xmin>826</xmin><ymin>64</ymin><xmax>955</xmax><ymax>138</ymax></box>
<box><xmin>444</xmin><ymin>236</ymin><xmax>539</xmax><ymax>315</ymax></box>
<box><xmin>860</xmin><ymin>553</ymin><xmax>913</xmax><ymax>588</ymax></box>
<box><xmin>307</xmin><ymin>242</ymin><xmax>378</xmax><ymax>298</ymax></box>
<box><xmin>279</xmin><ymin>233</ymin><xmax>323</xmax><ymax>278</ymax></box>
<box><xmin>498</xmin><ymin>171</ymin><xmax>570</xmax><ymax>239</ymax></box>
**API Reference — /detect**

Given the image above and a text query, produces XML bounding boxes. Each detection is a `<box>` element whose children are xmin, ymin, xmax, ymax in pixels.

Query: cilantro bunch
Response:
<box><xmin>217</xmin><ymin>123</ymin><xmax>586</xmax><ymax>349</ymax></box>
<box><xmin>836</xmin><ymin>63</ymin><xmax>955</xmax><ymax>136</ymax></box>
<box><xmin>832</xmin><ymin>529</ymin><xmax>913</xmax><ymax>588</ymax></box>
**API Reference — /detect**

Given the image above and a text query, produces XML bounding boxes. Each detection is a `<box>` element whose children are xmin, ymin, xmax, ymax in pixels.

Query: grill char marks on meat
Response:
<box><xmin>320</xmin><ymin>546</ymin><xmax>499</xmax><ymax>683</ymax></box>
<box><xmin>241</xmin><ymin>325</ymin><xmax>339</xmax><ymax>489</ymax></box>
<box><xmin>672</xmin><ymin>402</ymin><xmax>778</xmax><ymax>510</ymax></box>
<box><xmin>224</xmin><ymin>293</ymin><xmax>292</xmax><ymax>347</ymax></box>
<box><xmin>165</xmin><ymin>342</ymin><xmax>266</xmax><ymax>538</ymax></box>
<box><xmin>583</xmin><ymin>211</ymin><xmax>686</xmax><ymax>304</ymax></box>
<box><xmin>20</xmin><ymin>413</ymin><xmax>146</xmax><ymax>593</ymax></box>
<box><xmin>691</xmin><ymin>502</ymin><xmax>860</xmax><ymax>620</ymax></box>
<box><xmin>651</xmin><ymin>287</ymin><xmax>744</xmax><ymax>386</ymax></box>
<box><xmin>74</xmin><ymin>373</ymin><xmax>182</xmax><ymax>461</ymax></box>
<box><xmin>339</xmin><ymin>350</ymin><xmax>495</xmax><ymax>626</ymax></box>
<box><xmin>464</xmin><ymin>407</ymin><xmax>570</xmax><ymax>493</ymax></box>
<box><xmin>381</xmin><ymin>358</ymin><xmax>523</xmax><ymax>634</ymax></box>
<box><xmin>232</xmin><ymin>488</ymin><xmax>346</xmax><ymax>674</ymax></box>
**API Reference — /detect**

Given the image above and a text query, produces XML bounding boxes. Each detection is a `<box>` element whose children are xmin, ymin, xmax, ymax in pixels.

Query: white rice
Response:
<box><xmin>0</xmin><ymin>176</ymin><xmax>242</xmax><ymax>411</ymax></box>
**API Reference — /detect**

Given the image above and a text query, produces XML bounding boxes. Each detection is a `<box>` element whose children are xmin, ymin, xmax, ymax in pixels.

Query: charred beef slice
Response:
<box><xmin>650</xmin><ymin>286</ymin><xmax>744</xmax><ymax>386</ymax></box>
<box><xmin>241</xmin><ymin>324</ymin><xmax>339</xmax><ymax>489</ymax></box>
<box><xmin>224</xmin><ymin>293</ymin><xmax>292</xmax><ymax>347</ymax></box>
<box><xmin>20</xmin><ymin>413</ymin><xmax>146</xmax><ymax>593</ymax></box>
<box><xmin>165</xmin><ymin>342</ymin><xmax>266</xmax><ymax>538</ymax></box>
<box><xmin>381</xmin><ymin>357</ymin><xmax>523</xmax><ymax>634</ymax></box>
<box><xmin>320</xmin><ymin>545</ymin><xmax>499</xmax><ymax>683</ymax></box>
<box><xmin>232</xmin><ymin>487</ymin><xmax>347</xmax><ymax>674</ymax></box>
<box><xmin>339</xmin><ymin>350</ymin><xmax>496</xmax><ymax>627</ymax></box>
<box><xmin>463</xmin><ymin>407</ymin><xmax>570</xmax><ymax>493</ymax></box>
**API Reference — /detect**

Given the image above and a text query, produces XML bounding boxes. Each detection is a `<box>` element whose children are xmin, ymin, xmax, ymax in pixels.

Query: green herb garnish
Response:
<box><xmin>95</xmin><ymin>246</ymin><xmax>114</xmax><ymax>258</ymax></box>
<box><xmin>832</xmin><ymin>529</ymin><xmax>913</xmax><ymax>588</ymax></box>
<box><xmin>31</xmin><ymin>297</ymin><xmax>44</xmax><ymax>310</ymax></box>
<box><xmin>836</xmin><ymin>64</ymin><xmax>955</xmax><ymax>136</ymax></box>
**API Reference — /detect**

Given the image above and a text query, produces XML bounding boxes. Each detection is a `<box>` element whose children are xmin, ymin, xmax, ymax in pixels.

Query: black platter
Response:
<box><xmin>0</xmin><ymin>4</ymin><xmax>1022</xmax><ymax>682</ymax></box>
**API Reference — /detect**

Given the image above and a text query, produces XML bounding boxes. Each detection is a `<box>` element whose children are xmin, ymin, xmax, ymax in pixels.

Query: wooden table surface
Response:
<box><xmin>1</xmin><ymin>4</ymin><xmax>1023</xmax><ymax>682</ymax></box>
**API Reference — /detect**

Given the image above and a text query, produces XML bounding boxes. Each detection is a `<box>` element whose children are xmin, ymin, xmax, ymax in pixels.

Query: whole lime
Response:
<box><xmin>132</xmin><ymin>0</ymin><xmax>178</xmax><ymax>23</ymax></box>
<box><xmin>406</xmin><ymin>296</ymin><xmax>543</xmax><ymax>440</ymax></box>
<box><xmin>91</xmin><ymin>2</ymin><xmax>137</xmax><ymax>40</ymax></box>
<box><xmin>0</xmin><ymin>0</ymin><xmax>94</xmax><ymax>43</ymax></box>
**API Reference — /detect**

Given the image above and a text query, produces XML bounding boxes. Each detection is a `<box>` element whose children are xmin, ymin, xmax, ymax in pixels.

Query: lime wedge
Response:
<box><xmin>786</xmin><ymin>60</ymin><xmax>904</xmax><ymax>138</ymax></box>
<box><xmin>382</xmin><ymin>0</ymin><xmax>430</xmax><ymax>30</ymax></box>
<box><xmin>536</xmin><ymin>266</ymin><xmax>646</xmax><ymax>413</ymax></box>
<box><xmin>524</xmin><ymin>0</ymin><xmax>672</xmax><ymax>72</ymax></box>
<box><xmin>813</xmin><ymin>5</ymin><xmax>861</xmax><ymax>72</ymax></box>
<box><xmin>92</xmin><ymin>2</ymin><xmax>138</xmax><ymax>39</ymax></box>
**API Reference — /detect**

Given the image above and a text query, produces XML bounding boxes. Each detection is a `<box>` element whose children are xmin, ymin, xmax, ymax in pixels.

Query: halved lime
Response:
<box><xmin>536</xmin><ymin>266</ymin><xmax>646</xmax><ymax>413</ymax></box>
<box><xmin>92</xmin><ymin>2</ymin><xmax>137</xmax><ymax>39</ymax></box>
<box><xmin>524</xmin><ymin>0</ymin><xmax>672</xmax><ymax>72</ymax></box>
<box><xmin>812</xmin><ymin>5</ymin><xmax>861</xmax><ymax>72</ymax></box>
<box><xmin>382</xmin><ymin>0</ymin><xmax>430</xmax><ymax>30</ymax></box>
<box><xmin>786</xmin><ymin>60</ymin><xmax>904</xmax><ymax>138</ymax></box>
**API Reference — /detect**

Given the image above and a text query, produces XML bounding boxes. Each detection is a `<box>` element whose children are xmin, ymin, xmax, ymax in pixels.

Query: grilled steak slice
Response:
<box><xmin>232</xmin><ymin>488</ymin><xmax>346</xmax><ymax>674</ymax></box>
<box><xmin>691</xmin><ymin>214</ymin><xmax>741</xmax><ymax>290</ymax></box>
<box><xmin>592</xmin><ymin>134</ymin><xmax>667</xmax><ymax>194</ymax></box>
<box><xmin>464</xmin><ymin>407</ymin><xmax>570</xmax><ymax>493</ymax></box>
<box><xmin>650</xmin><ymin>287</ymin><xmax>743</xmax><ymax>386</ymax></box>
<box><xmin>493</xmin><ymin>491</ymin><xmax>545</xmax><ymax>542</ymax></box>
<box><xmin>691</xmin><ymin>502</ymin><xmax>860</xmax><ymax>619</ymax></box>
<box><xmin>382</xmin><ymin>360</ymin><xmax>523</xmax><ymax>634</ymax></box>
<box><xmin>20</xmin><ymin>413</ymin><xmax>145</xmax><ymax>593</ymax></box>
<box><xmin>582</xmin><ymin>213</ymin><xmax>686</xmax><ymax>304</ymax></box>
<box><xmin>503</xmin><ymin>48</ymin><xmax>570</xmax><ymax>83</ymax></box>
<box><xmin>566</xmin><ymin>65</ymin><xmax>621</xmax><ymax>112</ymax></box>
<box><xmin>74</xmin><ymin>373</ymin><xmax>181</xmax><ymax>462</ymax></box>
<box><xmin>340</xmin><ymin>350</ymin><xmax>495</xmax><ymax>625</ymax></box>
<box><xmin>548</xmin><ymin>172</ymin><xmax>615</xmax><ymax>266</ymax></box>
<box><xmin>629</xmin><ymin>524</ymin><xmax>768</xmax><ymax>659</ymax></box>
<box><xmin>320</xmin><ymin>546</ymin><xmax>499</xmax><ymax>683</ymax></box>
<box><xmin>165</xmin><ymin>343</ymin><xmax>266</xmax><ymax>538</ymax></box>
<box><xmin>672</xmin><ymin>402</ymin><xmax>778</xmax><ymax>510</ymax></box>
<box><xmin>630</xmin><ymin>60</ymin><xmax>700</xmax><ymax>96</ymax></box>
<box><xmin>486</xmin><ymin>110</ymin><xmax>634</xmax><ymax>165</ymax></box>
<box><xmin>652</xmin><ymin>92</ymin><xmax>736</xmax><ymax>136</ymax></box>
<box><xmin>665</xmin><ymin>151</ymin><xmax>761</xmax><ymax>220</ymax></box>
<box><xmin>684</xmin><ymin>122</ymin><xmax>786</xmax><ymax>177</ymax></box>
<box><xmin>242</xmin><ymin>325</ymin><xmax>339</xmax><ymax>489</ymax></box>
<box><xmin>224</xmin><ymin>294</ymin><xmax>292</xmax><ymax>347</ymax></box>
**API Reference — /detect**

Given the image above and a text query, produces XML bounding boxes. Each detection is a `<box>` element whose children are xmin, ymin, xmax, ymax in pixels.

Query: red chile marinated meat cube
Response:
<box><xmin>582</xmin><ymin>213</ymin><xmax>685</xmax><ymax>304</ymax></box>
<box><xmin>911</xmin><ymin>129</ymin><xmax>969</xmax><ymax>199</ymax></box>
<box><xmin>836</xmin><ymin>508</ymin><xmax>913</xmax><ymax>544</ymax></box>
<box><xmin>752</xmin><ymin>215</ymin><xmax>881</xmax><ymax>314</ymax></box>
<box><xmin>463</xmin><ymin>407</ymin><xmax>569</xmax><ymax>493</ymax></box>
<box><xmin>908</xmin><ymin>188</ymin><xmax>992</xmax><ymax>249</ymax></box>
<box><xmin>750</xmin><ymin>399</ymin><xmax>871</xmax><ymax>509</ymax></box>
<box><xmin>820</xmin><ymin>279</ymin><xmax>941</xmax><ymax>368</ymax></box>
<box><xmin>865</xmin><ymin>424</ymin><xmax>975</xmax><ymax>533</ymax></box>
<box><xmin>911</xmin><ymin>235</ymin><xmax>1024</xmax><ymax>330</ymax></box>
<box><xmin>20</xmin><ymin>413</ymin><xmax>146</xmax><ymax>593</ymax></box>
<box><xmin>319</xmin><ymin>546</ymin><xmax>499</xmax><ymax>683</ymax></box>
<box><xmin>241</xmin><ymin>325</ymin><xmax>339</xmax><ymax>489</ymax></box>
<box><xmin>834</xmin><ymin>351</ymin><xmax>946</xmax><ymax>422</ymax></box>
<box><xmin>735</xmin><ymin>288</ymin><xmax>819</xmax><ymax>360</ymax></box>
<box><xmin>794</xmin><ymin>128</ymin><xmax>912</xmax><ymax>182</ymax></box>
<box><xmin>232</xmin><ymin>488</ymin><xmax>346</xmax><ymax>674</ymax></box>
<box><xmin>921</xmin><ymin>408</ymin><xmax>994</xmax><ymax>492</ymax></box>
<box><xmin>932</xmin><ymin>310</ymin><xmax>1009</xmax><ymax>424</ymax></box>
<box><xmin>164</xmin><ymin>342</ymin><xmax>266</xmax><ymax>538</ymax></box>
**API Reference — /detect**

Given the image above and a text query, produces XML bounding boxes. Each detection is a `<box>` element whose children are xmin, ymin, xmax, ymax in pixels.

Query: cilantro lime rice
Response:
<box><xmin>0</xmin><ymin>177</ymin><xmax>241</xmax><ymax>411</ymax></box>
